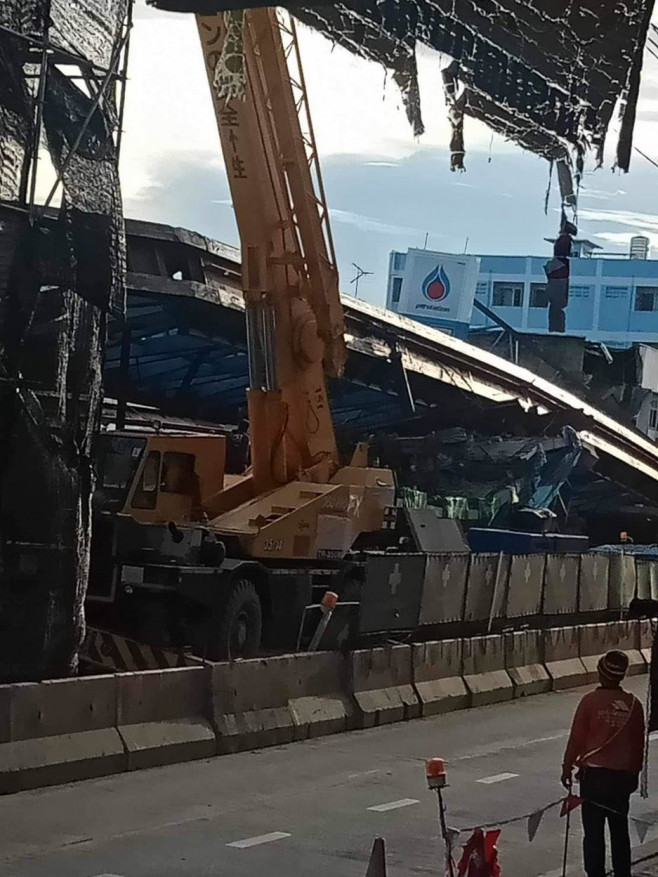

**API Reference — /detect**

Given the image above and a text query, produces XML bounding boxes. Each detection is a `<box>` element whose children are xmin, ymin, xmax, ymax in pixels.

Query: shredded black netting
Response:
<box><xmin>150</xmin><ymin>0</ymin><xmax>654</xmax><ymax>172</ymax></box>
<box><xmin>50</xmin><ymin>0</ymin><xmax>129</xmax><ymax>70</ymax></box>
<box><xmin>0</xmin><ymin>0</ymin><xmax>126</xmax><ymax>682</ymax></box>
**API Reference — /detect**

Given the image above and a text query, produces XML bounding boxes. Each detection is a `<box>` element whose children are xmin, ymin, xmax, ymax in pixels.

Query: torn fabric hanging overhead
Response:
<box><xmin>149</xmin><ymin>0</ymin><xmax>655</xmax><ymax>173</ymax></box>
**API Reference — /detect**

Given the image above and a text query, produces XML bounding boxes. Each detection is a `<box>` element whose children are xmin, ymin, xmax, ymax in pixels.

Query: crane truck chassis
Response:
<box><xmin>87</xmin><ymin>430</ymin><xmax>395</xmax><ymax>659</ymax></box>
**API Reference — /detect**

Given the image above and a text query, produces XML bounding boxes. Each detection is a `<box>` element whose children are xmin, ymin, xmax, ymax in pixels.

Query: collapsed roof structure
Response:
<box><xmin>151</xmin><ymin>0</ymin><xmax>656</xmax><ymax>178</ymax></box>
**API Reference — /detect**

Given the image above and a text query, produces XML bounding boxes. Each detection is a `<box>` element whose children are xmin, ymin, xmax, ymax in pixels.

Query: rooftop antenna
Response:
<box><xmin>463</xmin><ymin>236</ymin><xmax>469</xmax><ymax>253</ymax></box>
<box><xmin>423</xmin><ymin>232</ymin><xmax>429</xmax><ymax>249</ymax></box>
<box><xmin>351</xmin><ymin>263</ymin><xmax>373</xmax><ymax>299</ymax></box>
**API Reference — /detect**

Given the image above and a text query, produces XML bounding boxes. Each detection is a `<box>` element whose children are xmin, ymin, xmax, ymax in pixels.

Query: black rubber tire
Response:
<box><xmin>210</xmin><ymin>579</ymin><xmax>262</xmax><ymax>661</ymax></box>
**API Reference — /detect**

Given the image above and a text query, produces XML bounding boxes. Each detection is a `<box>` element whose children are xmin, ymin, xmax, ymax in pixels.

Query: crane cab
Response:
<box><xmin>94</xmin><ymin>432</ymin><xmax>227</xmax><ymax>524</ymax></box>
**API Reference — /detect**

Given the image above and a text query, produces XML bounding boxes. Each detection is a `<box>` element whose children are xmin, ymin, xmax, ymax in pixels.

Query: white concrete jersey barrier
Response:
<box><xmin>543</xmin><ymin>626</ymin><xmax>588</xmax><ymax>689</ymax></box>
<box><xmin>579</xmin><ymin>622</ymin><xmax>645</xmax><ymax>684</ymax></box>
<box><xmin>412</xmin><ymin>640</ymin><xmax>470</xmax><ymax>716</ymax></box>
<box><xmin>503</xmin><ymin>630</ymin><xmax>551</xmax><ymax>697</ymax></box>
<box><xmin>0</xmin><ymin>675</ymin><xmax>125</xmax><ymax>794</ymax></box>
<box><xmin>0</xmin><ymin>621</ymin><xmax>652</xmax><ymax>796</ymax></box>
<box><xmin>284</xmin><ymin>651</ymin><xmax>354</xmax><ymax>740</ymax></box>
<box><xmin>462</xmin><ymin>635</ymin><xmax>513</xmax><ymax>706</ymax></box>
<box><xmin>349</xmin><ymin>645</ymin><xmax>420</xmax><ymax>728</ymax></box>
<box><xmin>639</xmin><ymin>619</ymin><xmax>654</xmax><ymax>664</ymax></box>
<box><xmin>210</xmin><ymin>651</ymin><xmax>353</xmax><ymax>753</ymax></box>
<box><xmin>608</xmin><ymin>620</ymin><xmax>646</xmax><ymax>675</ymax></box>
<box><xmin>116</xmin><ymin>667</ymin><xmax>215</xmax><ymax>770</ymax></box>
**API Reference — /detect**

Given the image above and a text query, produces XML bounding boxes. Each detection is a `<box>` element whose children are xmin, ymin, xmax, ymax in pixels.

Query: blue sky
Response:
<box><xmin>120</xmin><ymin>1</ymin><xmax>658</xmax><ymax>306</ymax></box>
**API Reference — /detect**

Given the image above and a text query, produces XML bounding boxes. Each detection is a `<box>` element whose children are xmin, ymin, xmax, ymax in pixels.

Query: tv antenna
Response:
<box><xmin>351</xmin><ymin>263</ymin><xmax>373</xmax><ymax>299</ymax></box>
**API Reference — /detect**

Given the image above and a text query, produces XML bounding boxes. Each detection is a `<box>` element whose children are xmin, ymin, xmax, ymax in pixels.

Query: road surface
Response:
<box><xmin>1</xmin><ymin>677</ymin><xmax>658</xmax><ymax>876</ymax></box>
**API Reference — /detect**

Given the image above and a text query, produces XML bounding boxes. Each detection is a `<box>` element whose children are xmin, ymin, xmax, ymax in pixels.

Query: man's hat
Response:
<box><xmin>597</xmin><ymin>649</ymin><xmax>629</xmax><ymax>682</ymax></box>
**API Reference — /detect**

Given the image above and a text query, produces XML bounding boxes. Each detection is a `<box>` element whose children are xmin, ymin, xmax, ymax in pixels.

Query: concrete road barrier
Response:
<box><xmin>639</xmin><ymin>619</ymin><xmax>654</xmax><ymax>665</ymax></box>
<box><xmin>211</xmin><ymin>657</ymin><xmax>295</xmax><ymax>753</ymax></box>
<box><xmin>611</xmin><ymin>620</ymin><xmax>646</xmax><ymax>676</ymax></box>
<box><xmin>462</xmin><ymin>635</ymin><xmax>513</xmax><ymax>706</ymax></box>
<box><xmin>211</xmin><ymin>651</ymin><xmax>353</xmax><ymax>753</ymax></box>
<box><xmin>636</xmin><ymin>561</ymin><xmax>653</xmax><ymax>601</ymax></box>
<box><xmin>349</xmin><ymin>646</ymin><xmax>420</xmax><ymax>728</ymax></box>
<box><xmin>412</xmin><ymin>640</ymin><xmax>470</xmax><ymax>716</ymax></box>
<box><xmin>543</xmin><ymin>627</ymin><xmax>588</xmax><ymax>689</ymax></box>
<box><xmin>117</xmin><ymin>667</ymin><xmax>215</xmax><ymax>770</ymax></box>
<box><xmin>504</xmin><ymin>630</ymin><xmax>551</xmax><ymax>697</ymax></box>
<box><xmin>603</xmin><ymin>621</ymin><xmax>645</xmax><ymax>676</ymax></box>
<box><xmin>577</xmin><ymin>623</ymin><xmax>608</xmax><ymax>684</ymax></box>
<box><xmin>579</xmin><ymin>622</ymin><xmax>645</xmax><ymax>684</ymax></box>
<box><xmin>0</xmin><ymin>675</ymin><xmax>125</xmax><ymax>794</ymax></box>
<box><xmin>285</xmin><ymin>652</ymin><xmax>354</xmax><ymax>740</ymax></box>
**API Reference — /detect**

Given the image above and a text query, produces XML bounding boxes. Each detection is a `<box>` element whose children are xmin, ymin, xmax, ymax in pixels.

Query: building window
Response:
<box><xmin>570</xmin><ymin>285</ymin><xmax>591</xmax><ymax>299</ymax></box>
<box><xmin>392</xmin><ymin>252</ymin><xmax>406</xmax><ymax>271</ymax></box>
<box><xmin>649</xmin><ymin>400</ymin><xmax>658</xmax><ymax>432</ymax></box>
<box><xmin>391</xmin><ymin>276</ymin><xmax>403</xmax><ymax>303</ymax></box>
<box><xmin>605</xmin><ymin>285</ymin><xmax>629</xmax><ymax>299</ymax></box>
<box><xmin>635</xmin><ymin>287</ymin><xmax>658</xmax><ymax>312</ymax></box>
<box><xmin>492</xmin><ymin>282</ymin><xmax>524</xmax><ymax>308</ymax></box>
<box><xmin>475</xmin><ymin>282</ymin><xmax>488</xmax><ymax>298</ymax></box>
<box><xmin>529</xmin><ymin>283</ymin><xmax>548</xmax><ymax>308</ymax></box>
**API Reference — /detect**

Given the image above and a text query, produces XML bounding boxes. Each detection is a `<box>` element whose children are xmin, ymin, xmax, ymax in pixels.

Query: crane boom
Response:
<box><xmin>197</xmin><ymin>9</ymin><xmax>346</xmax><ymax>494</ymax></box>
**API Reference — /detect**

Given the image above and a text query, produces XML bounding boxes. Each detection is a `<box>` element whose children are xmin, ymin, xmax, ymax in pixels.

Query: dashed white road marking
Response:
<box><xmin>649</xmin><ymin>730</ymin><xmax>658</xmax><ymax>741</ymax></box>
<box><xmin>368</xmin><ymin>798</ymin><xmax>420</xmax><ymax>812</ymax></box>
<box><xmin>92</xmin><ymin>874</ymin><xmax>125</xmax><ymax>876</ymax></box>
<box><xmin>348</xmin><ymin>768</ymin><xmax>381</xmax><ymax>780</ymax></box>
<box><xmin>227</xmin><ymin>832</ymin><xmax>291</xmax><ymax>849</ymax></box>
<box><xmin>476</xmin><ymin>772</ymin><xmax>519</xmax><ymax>785</ymax></box>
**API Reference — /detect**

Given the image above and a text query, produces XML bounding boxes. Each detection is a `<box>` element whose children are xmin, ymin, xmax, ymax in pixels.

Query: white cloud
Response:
<box><xmin>594</xmin><ymin>231</ymin><xmax>657</xmax><ymax>256</ymax></box>
<box><xmin>118</xmin><ymin>6</ymin><xmax>515</xmax><ymax>210</ymax></box>
<box><xmin>580</xmin><ymin>188</ymin><xmax>627</xmax><ymax>201</ymax></box>
<box><xmin>579</xmin><ymin>208</ymin><xmax>658</xmax><ymax>234</ymax></box>
<box><xmin>329</xmin><ymin>208</ymin><xmax>435</xmax><ymax>239</ymax></box>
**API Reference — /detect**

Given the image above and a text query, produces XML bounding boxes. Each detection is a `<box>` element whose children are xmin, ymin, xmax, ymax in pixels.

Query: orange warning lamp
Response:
<box><xmin>426</xmin><ymin>758</ymin><xmax>447</xmax><ymax>790</ymax></box>
<box><xmin>321</xmin><ymin>591</ymin><xmax>338</xmax><ymax>611</ymax></box>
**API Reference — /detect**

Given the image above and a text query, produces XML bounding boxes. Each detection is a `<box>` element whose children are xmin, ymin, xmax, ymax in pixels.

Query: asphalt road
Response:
<box><xmin>2</xmin><ymin>677</ymin><xmax>658</xmax><ymax>877</ymax></box>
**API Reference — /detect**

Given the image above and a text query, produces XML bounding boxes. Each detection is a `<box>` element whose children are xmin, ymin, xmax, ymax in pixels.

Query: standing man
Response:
<box><xmin>562</xmin><ymin>650</ymin><xmax>645</xmax><ymax>877</ymax></box>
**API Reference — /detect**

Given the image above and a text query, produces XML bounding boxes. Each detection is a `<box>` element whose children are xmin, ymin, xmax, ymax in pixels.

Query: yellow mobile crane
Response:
<box><xmin>88</xmin><ymin>7</ymin><xmax>395</xmax><ymax>658</ymax></box>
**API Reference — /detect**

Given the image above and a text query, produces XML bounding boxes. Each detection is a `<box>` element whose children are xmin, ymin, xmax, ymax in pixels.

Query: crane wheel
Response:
<box><xmin>210</xmin><ymin>579</ymin><xmax>262</xmax><ymax>661</ymax></box>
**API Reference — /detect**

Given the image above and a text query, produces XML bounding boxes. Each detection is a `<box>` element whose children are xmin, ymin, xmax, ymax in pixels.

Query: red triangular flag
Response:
<box><xmin>560</xmin><ymin>794</ymin><xmax>582</xmax><ymax>816</ymax></box>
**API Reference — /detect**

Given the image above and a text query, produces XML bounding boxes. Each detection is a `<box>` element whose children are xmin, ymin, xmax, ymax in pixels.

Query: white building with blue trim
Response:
<box><xmin>387</xmin><ymin>237</ymin><xmax>658</xmax><ymax>348</ymax></box>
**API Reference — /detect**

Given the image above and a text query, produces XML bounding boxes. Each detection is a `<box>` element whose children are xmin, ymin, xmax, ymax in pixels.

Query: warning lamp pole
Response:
<box><xmin>426</xmin><ymin>758</ymin><xmax>456</xmax><ymax>877</ymax></box>
<box><xmin>308</xmin><ymin>591</ymin><xmax>339</xmax><ymax>651</ymax></box>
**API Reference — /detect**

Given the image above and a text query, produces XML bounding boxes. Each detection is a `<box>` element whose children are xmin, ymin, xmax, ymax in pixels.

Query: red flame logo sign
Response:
<box><xmin>422</xmin><ymin>264</ymin><xmax>451</xmax><ymax>301</ymax></box>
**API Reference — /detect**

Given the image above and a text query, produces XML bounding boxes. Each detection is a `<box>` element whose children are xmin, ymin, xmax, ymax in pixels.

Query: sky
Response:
<box><xmin>117</xmin><ymin>1</ymin><xmax>658</xmax><ymax>306</ymax></box>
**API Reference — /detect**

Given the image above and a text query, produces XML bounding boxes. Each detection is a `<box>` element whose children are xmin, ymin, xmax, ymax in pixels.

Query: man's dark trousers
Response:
<box><xmin>580</xmin><ymin>767</ymin><xmax>637</xmax><ymax>877</ymax></box>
